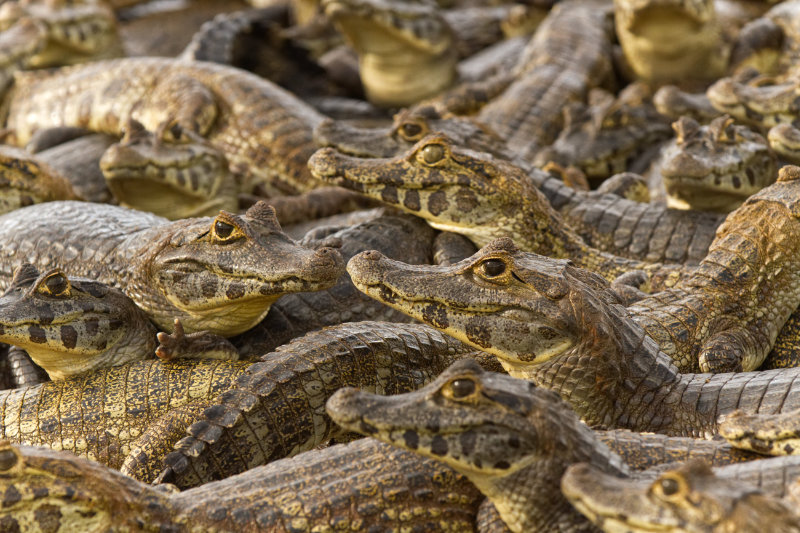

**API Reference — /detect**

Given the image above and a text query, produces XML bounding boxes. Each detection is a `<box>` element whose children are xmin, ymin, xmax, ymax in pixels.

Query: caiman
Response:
<box><xmin>0</xmin><ymin>263</ymin><xmax>157</xmax><ymax>380</ymax></box>
<box><xmin>562</xmin><ymin>459</ymin><xmax>800</xmax><ymax>533</ymax></box>
<box><xmin>314</xmin><ymin>104</ymin><xmax>725</xmax><ymax>265</ymax></box>
<box><xmin>659</xmin><ymin>114</ymin><xmax>777</xmax><ymax>213</ymax></box>
<box><xmin>718</xmin><ymin>408</ymin><xmax>800</xmax><ymax>456</ymax></box>
<box><xmin>0</xmin><ymin>438</ymin><xmax>485</xmax><ymax>532</ymax></box>
<box><xmin>0</xmin><ymin>201</ymin><xmax>344</xmax><ymax>336</ymax></box>
<box><xmin>0</xmin><ymin>0</ymin><xmax>123</xmax><ymax>69</ymax></box>
<box><xmin>321</xmin><ymin>0</ymin><xmax>512</xmax><ymax>106</ymax></box>
<box><xmin>344</xmin><ymin>232</ymin><xmax>800</xmax><ymax>435</ymax></box>
<box><xmin>309</xmin><ymin>133</ymin><xmax>698</xmax><ymax>291</ymax></box>
<box><xmin>327</xmin><ymin>359</ymin><xmax>799</xmax><ymax>533</ymax></box>
<box><xmin>614</xmin><ymin>0</ymin><xmax>730</xmax><ymax>85</ymax></box>
<box><xmin>1</xmin><ymin>56</ymin><xmax>329</xmax><ymax>198</ymax></box>
<box><xmin>0</xmin><ymin>144</ymin><xmax>81</xmax><ymax>214</ymax></box>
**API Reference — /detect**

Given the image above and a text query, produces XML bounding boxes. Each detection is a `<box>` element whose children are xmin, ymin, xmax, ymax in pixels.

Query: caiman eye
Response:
<box><xmin>0</xmin><ymin>448</ymin><xmax>17</xmax><ymax>471</ymax></box>
<box><xmin>399</xmin><ymin>122</ymin><xmax>424</xmax><ymax>141</ymax></box>
<box><xmin>449</xmin><ymin>378</ymin><xmax>476</xmax><ymax>398</ymax></box>
<box><xmin>420</xmin><ymin>144</ymin><xmax>445</xmax><ymax>165</ymax></box>
<box><xmin>211</xmin><ymin>217</ymin><xmax>243</xmax><ymax>243</ymax></box>
<box><xmin>479</xmin><ymin>258</ymin><xmax>506</xmax><ymax>278</ymax></box>
<box><xmin>39</xmin><ymin>271</ymin><xmax>70</xmax><ymax>296</ymax></box>
<box><xmin>659</xmin><ymin>478</ymin><xmax>680</xmax><ymax>496</ymax></box>
<box><xmin>653</xmin><ymin>475</ymin><xmax>687</xmax><ymax>501</ymax></box>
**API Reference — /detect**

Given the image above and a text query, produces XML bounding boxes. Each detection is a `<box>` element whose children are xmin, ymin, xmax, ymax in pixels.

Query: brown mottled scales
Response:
<box><xmin>345</xmin><ymin>237</ymin><xmax>800</xmax><ymax>437</ymax></box>
<box><xmin>327</xmin><ymin>360</ymin><xmax>789</xmax><ymax>533</ymax></box>
<box><xmin>0</xmin><ymin>264</ymin><xmax>157</xmax><ymax>379</ymax></box>
<box><xmin>310</xmin><ymin>133</ymin><xmax>693</xmax><ymax>292</ymax></box>
<box><xmin>2</xmin><ymin>56</ymin><xmax>327</xmax><ymax>196</ymax></box>
<box><xmin>0</xmin><ymin>358</ymin><xmax>251</xmax><ymax>469</ymax></box>
<box><xmin>0</xmin><ymin>144</ymin><xmax>81</xmax><ymax>214</ymax></box>
<box><xmin>232</xmin><ymin>213</ymin><xmax>434</xmax><ymax>357</ymax></box>
<box><xmin>719</xmin><ymin>409</ymin><xmax>800</xmax><ymax>457</ymax></box>
<box><xmin>563</xmin><ymin>460</ymin><xmax>800</xmax><ymax>533</ymax></box>
<box><xmin>316</xmin><ymin>105</ymin><xmax>725</xmax><ymax>265</ymax></box>
<box><xmin>156</xmin><ymin>321</ymin><xmax>487</xmax><ymax>488</ymax></box>
<box><xmin>0</xmin><ymin>439</ymin><xmax>483</xmax><ymax>532</ymax></box>
<box><xmin>0</xmin><ymin>201</ymin><xmax>344</xmax><ymax>336</ymax></box>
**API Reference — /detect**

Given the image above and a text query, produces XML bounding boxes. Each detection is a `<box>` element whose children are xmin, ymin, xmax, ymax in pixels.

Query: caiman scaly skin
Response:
<box><xmin>0</xmin><ymin>439</ymin><xmax>484</xmax><ymax>532</ymax></box>
<box><xmin>0</xmin><ymin>144</ymin><xmax>82</xmax><ymax>214</ymax></box>
<box><xmin>345</xmin><ymin>238</ymin><xmax>800</xmax><ymax>436</ymax></box>
<box><xmin>0</xmin><ymin>264</ymin><xmax>156</xmax><ymax>380</ymax></box>
<box><xmin>232</xmin><ymin>213</ymin><xmax>434</xmax><ymax>357</ymax></box>
<box><xmin>614</xmin><ymin>0</ymin><xmax>729</xmax><ymax>84</ymax></box>
<box><xmin>315</xmin><ymin>105</ymin><xmax>724</xmax><ymax>265</ymax></box>
<box><xmin>154</xmin><ymin>321</ymin><xmax>489</xmax><ymax>489</ymax></box>
<box><xmin>0</xmin><ymin>201</ymin><xmax>344</xmax><ymax>336</ymax></box>
<box><xmin>327</xmin><ymin>360</ymin><xmax>794</xmax><ymax>533</ymax></box>
<box><xmin>472</xmin><ymin>1</ymin><xmax>614</xmax><ymax>164</ymax></box>
<box><xmin>1</xmin><ymin>56</ymin><xmax>328</xmax><ymax>197</ymax></box>
<box><xmin>309</xmin><ymin>133</ymin><xmax>694</xmax><ymax>291</ymax></box>
<box><xmin>98</xmin><ymin>118</ymin><xmax>239</xmax><ymax>219</ymax></box>
<box><xmin>719</xmin><ymin>409</ymin><xmax>800</xmax><ymax>456</ymax></box>
<box><xmin>562</xmin><ymin>460</ymin><xmax>800</xmax><ymax>533</ymax></box>
<box><xmin>0</xmin><ymin>358</ymin><xmax>252</xmax><ymax>469</ymax></box>
<box><xmin>660</xmin><ymin>115</ymin><xmax>777</xmax><ymax>213</ymax></box>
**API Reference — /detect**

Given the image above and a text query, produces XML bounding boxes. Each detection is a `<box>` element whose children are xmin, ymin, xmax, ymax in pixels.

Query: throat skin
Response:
<box><xmin>360</xmin><ymin>50</ymin><xmax>457</xmax><ymax>107</ymax></box>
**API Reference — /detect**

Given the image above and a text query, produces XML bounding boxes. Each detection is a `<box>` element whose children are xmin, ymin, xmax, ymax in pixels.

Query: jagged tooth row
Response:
<box><xmin>159</xmin><ymin>321</ymin><xmax>479</xmax><ymax>489</ymax></box>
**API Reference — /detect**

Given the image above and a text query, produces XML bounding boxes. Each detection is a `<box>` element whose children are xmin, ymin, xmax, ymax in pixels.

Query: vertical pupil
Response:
<box><xmin>215</xmin><ymin>221</ymin><xmax>233</xmax><ymax>238</ymax></box>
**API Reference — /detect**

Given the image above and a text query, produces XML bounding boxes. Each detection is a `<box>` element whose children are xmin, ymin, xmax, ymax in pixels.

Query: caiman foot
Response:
<box><xmin>156</xmin><ymin>319</ymin><xmax>240</xmax><ymax>361</ymax></box>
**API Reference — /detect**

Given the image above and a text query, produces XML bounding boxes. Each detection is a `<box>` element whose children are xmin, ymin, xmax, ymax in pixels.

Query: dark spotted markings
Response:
<box><xmin>28</xmin><ymin>325</ymin><xmax>47</xmax><ymax>344</ymax></box>
<box><xmin>430</xmin><ymin>435</ymin><xmax>449</xmax><ymax>456</ymax></box>
<box><xmin>60</xmin><ymin>325</ymin><xmax>78</xmax><ymax>349</ymax></box>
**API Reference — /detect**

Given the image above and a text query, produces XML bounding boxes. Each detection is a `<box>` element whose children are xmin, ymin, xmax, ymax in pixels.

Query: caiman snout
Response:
<box><xmin>308</xmin><ymin>149</ymin><xmax>339</xmax><ymax>178</ymax></box>
<box><xmin>346</xmin><ymin>250</ymin><xmax>387</xmax><ymax>285</ymax></box>
<box><xmin>304</xmin><ymin>246</ymin><xmax>345</xmax><ymax>280</ymax></box>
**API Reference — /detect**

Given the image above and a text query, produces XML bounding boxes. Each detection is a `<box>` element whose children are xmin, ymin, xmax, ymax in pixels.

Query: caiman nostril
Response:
<box><xmin>362</xmin><ymin>250</ymin><xmax>384</xmax><ymax>261</ymax></box>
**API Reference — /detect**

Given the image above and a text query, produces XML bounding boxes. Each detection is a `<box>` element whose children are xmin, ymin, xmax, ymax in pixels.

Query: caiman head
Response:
<box><xmin>99</xmin><ymin>119</ymin><xmax>238</xmax><ymax>219</ymax></box>
<box><xmin>327</xmin><ymin>359</ymin><xmax>626</xmax><ymax>533</ymax></box>
<box><xmin>561</xmin><ymin>459</ymin><xmax>800</xmax><ymax>533</ymax></box>
<box><xmin>346</xmin><ymin>238</ymin><xmax>679</xmax><ymax>429</ymax></box>
<box><xmin>313</xmin><ymin>105</ymin><xmax>519</xmax><ymax>162</ymax></box>
<box><xmin>322</xmin><ymin>0</ymin><xmax>457</xmax><ymax>106</ymax></box>
<box><xmin>0</xmin><ymin>441</ymin><xmax>177</xmax><ymax>532</ymax></box>
<box><xmin>149</xmin><ymin>201</ymin><xmax>345</xmax><ymax>336</ymax></box>
<box><xmin>718</xmin><ymin>409</ymin><xmax>800</xmax><ymax>457</ymax></box>
<box><xmin>309</xmin><ymin>133</ymin><xmax>576</xmax><ymax>256</ymax></box>
<box><xmin>707</xmin><ymin>75</ymin><xmax>799</xmax><ymax>128</ymax></box>
<box><xmin>0</xmin><ymin>145</ymin><xmax>81</xmax><ymax>215</ymax></box>
<box><xmin>661</xmin><ymin>115</ymin><xmax>776</xmax><ymax>212</ymax></box>
<box><xmin>0</xmin><ymin>264</ymin><xmax>157</xmax><ymax>380</ymax></box>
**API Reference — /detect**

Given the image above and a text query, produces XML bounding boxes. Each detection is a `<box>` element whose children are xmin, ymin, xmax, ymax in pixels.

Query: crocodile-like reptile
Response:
<box><xmin>0</xmin><ymin>0</ymin><xmax>123</xmax><ymax>69</ymax></box>
<box><xmin>0</xmin><ymin>144</ymin><xmax>82</xmax><ymax>214</ymax></box>
<box><xmin>0</xmin><ymin>438</ymin><xmax>484</xmax><ymax>532</ymax></box>
<box><xmin>562</xmin><ymin>459</ymin><xmax>800</xmax><ymax>532</ymax></box>
<box><xmin>474</xmin><ymin>1</ymin><xmax>614</xmax><ymax>163</ymax></box>
<box><xmin>231</xmin><ymin>213</ymin><xmax>435</xmax><ymax>357</ymax></box>
<box><xmin>310</xmin><ymin>133</ymin><xmax>698</xmax><ymax>291</ymax></box>
<box><xmin>0</xmin><ymin>263</ymin><xmax>157</xmax><ymax>380</ymax></box>
<box><xmin>321</xmin><ymin>0</ymin><xmax>512</xmax><ymax>106</ymax></box>
<box><xmin>1</xmin><ymin>56</ymin><xmax>329</xmax><ymax>198</ymax></box>
<box><xmin>152</xmin><ymin>321</ymin><xmax>491</xmax><ymax>488</ymax></box>
<box><xmin>718</xmin><ymin>409</ymin><xmax>800</xmax><ymax>456</ymax></box>
<box><xmin>327</xmin><ymin>360</ymin><xmax>793</xmax><ymax>533</ymax></box>
<box><xmin>707</xmin><ymin>72</ymin><xmax>800</xmax><ymax>130</ymax></box>
<box><xmin>614</xmin><ymin>0</ymin><xmax>729</xmax><ymax>85</ymax></box>
<box><xmin>314</xmin><ymin>104</ymin><xmax>725</xmax><ymax>265</ymax></box>
<box><xmin>98</xmin><ymin>118</ymin><xmax>240</xmax><ymax>219</ymax></box>
<box><xmin>345</xmin><ymin>235</ymin><xmax>800</xmax><ymax>435</ymax></box>
<box><xmin>659</xmin><ymin>114</ymin><xmax>776</xmax><ymax>212</ymax></box>
<box><xmin>0</xmin><ymin>201</ymin><xmax>344</xmax><ymax>336</ymax></box>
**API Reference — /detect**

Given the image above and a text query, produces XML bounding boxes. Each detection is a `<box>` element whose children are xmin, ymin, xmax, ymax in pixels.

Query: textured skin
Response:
<box><xmin>0</xmin><ymin>264</ymin><xmax>157</xmax><ymax>379</ymax></box>
<box><xmin>2</xmin><ymin>57</ymin><xmax>326</xmax><ymax>196</ymax></box>
<box><xmin>310</xmin><ymin>133</ymin><xmax>695</xmax><ymax>291</ymax></box>
<box><xmin>660</xmin><ymin>115</ymin><xmax>776</xmax><ymax>212</ymax></box>
<box><xmin>157</xmin><ymin>321</ymin><xmax>488</xmax><ymax>489</ymax></box>
<box><xmin>232</xmin><ymin>214</ymin><xmax>434</xmax><ymax>357</ymax></box>
<box><xmin>0</xmin><ymin>201</ymin><xmax>344</xmax><ymax>335</ymax></box>
<box><xmin>719</xmin><ymin>408</ymin><xmax>800</xmax><ymax>456</ymax></box>
<box><xmin>563</xmin><ymin>460</ymin><xmax>800</xmax><ymax>532</ymax></box>
<box><xmin>315</xmin><ymin>104</ymin><xmax>725</xmax><ymax>265</ymax></box>
<box><xmin>36</xmin><ymin>133</ymin><xmax>115</xmax><ymax>204</ymax></box>
<box><xmin>476</xmin><ymin>1</ymin><xmax>614</xmax><ymax>163</ymax></box>
<box><xmin>345</xmin><ymin>238</ymin><xmax>800</xmax><ymax>437</ymax></box>
<box><xmin>0</xmin><ymin>439</ymin><xmax>483</xmax><ymax>532</ymax></box>
<box><xmin>0</xmin><ymin>145</ymin><xmax>81</xmax><ymax>214</ymax></box>
<box><xmin>0</xmin><ymin>358</ymin><xmax>251</xmax><ymax>469</ymax></box>
<box><xmin>5</xmin><ymin>347</ymin><xmax>48</xmax><ymax>389</ymax></box>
